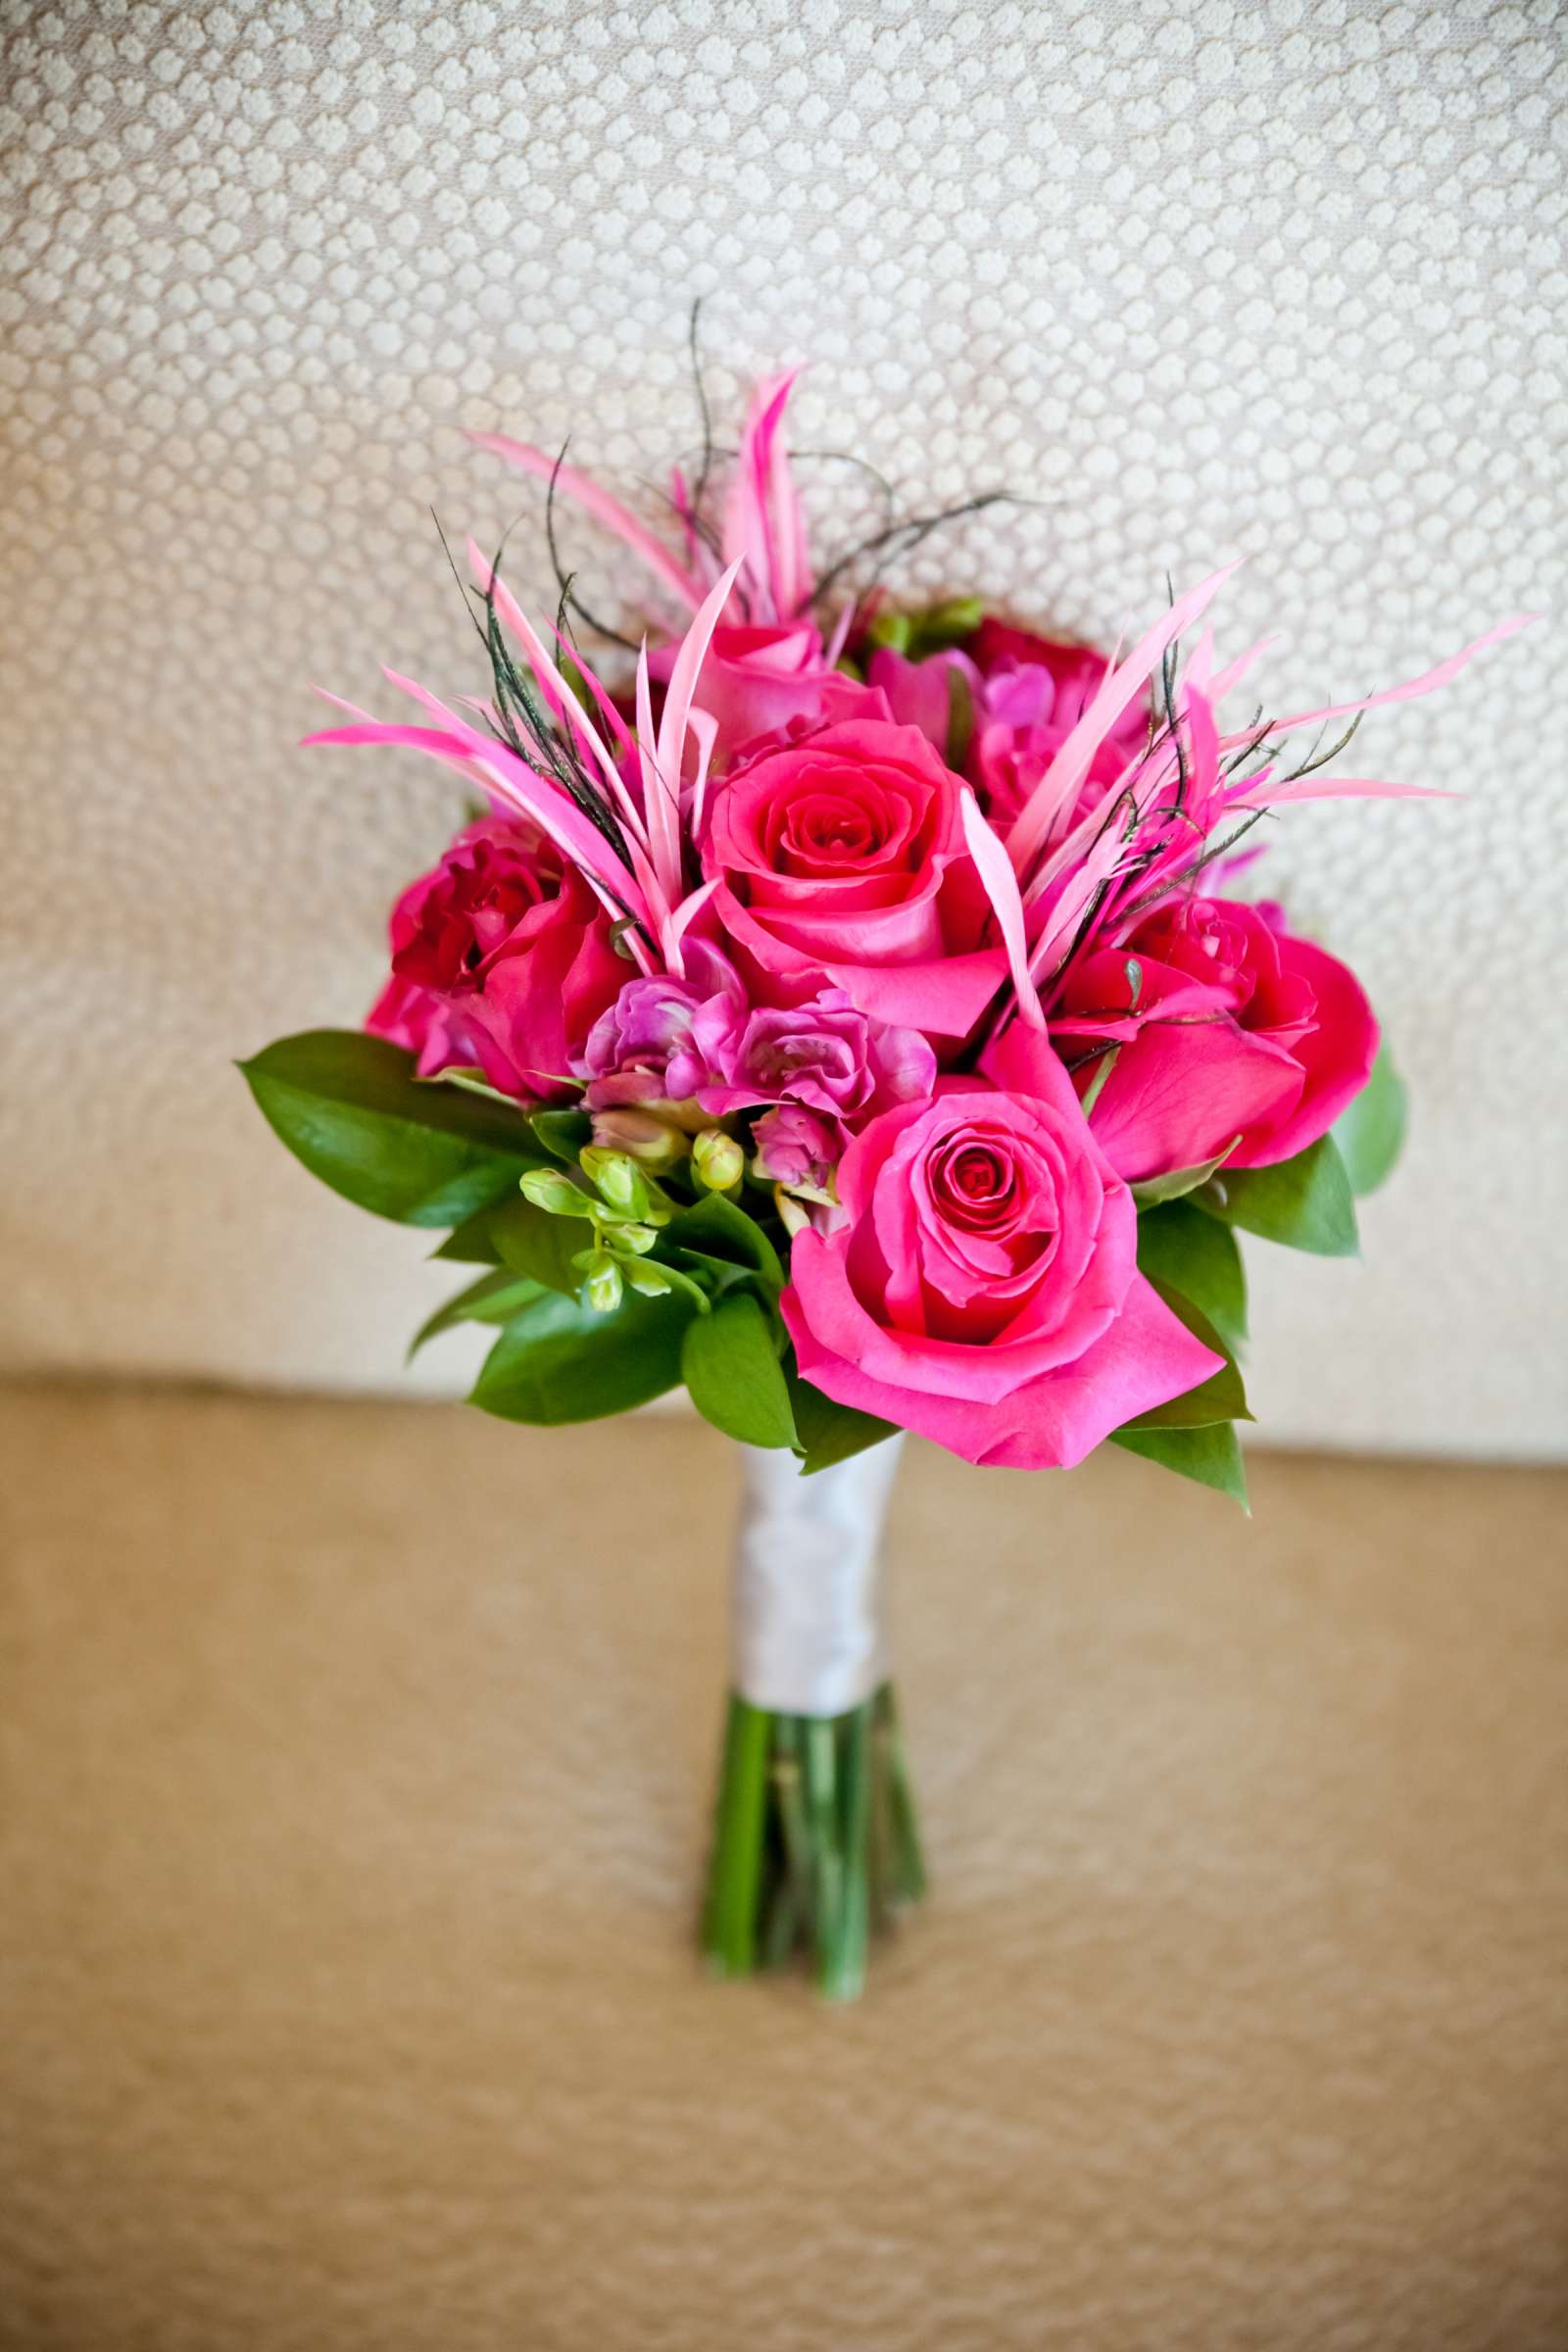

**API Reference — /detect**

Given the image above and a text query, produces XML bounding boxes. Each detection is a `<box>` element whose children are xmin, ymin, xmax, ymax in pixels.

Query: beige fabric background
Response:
<box><xmin>1</xmin><ymin>0</ymin><xmax>1565</xmax><ymax>1454</ymax></box>
<box><xmin>3</xmin><ymin>1391</ymin><xmax>1566</xmax><ymax>2352</ymax></box>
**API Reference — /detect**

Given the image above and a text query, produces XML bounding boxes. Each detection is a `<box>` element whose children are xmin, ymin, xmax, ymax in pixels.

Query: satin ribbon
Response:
<box><xmin>730</xmin><ymin>1438</ymin><xmax>906</xmax><ymax>1716</ymax></box>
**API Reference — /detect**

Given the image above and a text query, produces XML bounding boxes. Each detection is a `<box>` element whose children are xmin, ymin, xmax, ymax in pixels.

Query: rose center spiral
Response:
<box><xmin>931</xmin><ymin>1135</ymin><xmax>1029</xmax><ymax>1234</ymax></box>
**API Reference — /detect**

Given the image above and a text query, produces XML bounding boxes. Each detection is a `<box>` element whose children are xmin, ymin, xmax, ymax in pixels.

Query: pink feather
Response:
<box><xmin>958</xmin><ymin>788</ymin><xmax>1046</xmax><ymax>1031</ymax></box>
<box><xmin>1006</xmin><ymin>563</ymin><xmax>1243</xmax><ymax>877</ymax></box>
<box><xmin>466</xmin><ymin>431</ymin><xmax>707</xmax><ymax>612</ymax></box>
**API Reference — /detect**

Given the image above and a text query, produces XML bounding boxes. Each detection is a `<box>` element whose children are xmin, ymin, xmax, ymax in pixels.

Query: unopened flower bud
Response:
<box><xmin>579</xmin><ymin>1146</ymin><xmax>649</xmax><ymax>1219</ymax></box>
<box><xmin>773</xmin><ymin>1184</ymin><xmax>812</xmax><ymax>1239</ymax></box>
<box><xmin>867</xmin><ymin>609</ymin><xmax>912</xmax><ymax>654</ymax></box>
<box><xmin>622</xmin><ymin>1258</ymin><xmax>673</xmax><ymax>1298</ymax></box>
<box><xmin>589</xmin><ymin>1106</ymin><xmax>690</xmax><ymax>1173</ymax></box>
<box><xmin>582</xmin><ymin>1252</ymin><xmax>624</xmax><ymax>1314</ymax></box>
<box><xmin>520</xmin><ymin>1167</ymin><xmax>593</xmax><ymax>1218</ymax></box>
<box><xmin>614</xmin><ymin>1222</ymin><xmax>659</xmax><ymax>1255</ymax></box>
<box><xmin>692</xmin><ymin>1127</ymin><xmax>745</xmax><ymax>1193</ymax></box>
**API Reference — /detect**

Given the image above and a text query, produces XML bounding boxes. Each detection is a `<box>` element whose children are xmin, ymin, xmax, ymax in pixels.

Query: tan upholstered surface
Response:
<box><xmin>1</xmin><ymin>1383</ymin><xmax>1565</xmax><ymax>2351</ymax></box>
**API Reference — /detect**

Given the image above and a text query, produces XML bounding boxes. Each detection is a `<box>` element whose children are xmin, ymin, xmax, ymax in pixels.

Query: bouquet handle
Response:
<box><xmin>701</xmin><ymin>1439</ymin><xmax>924</xmax><ymax>1999</ymax></box>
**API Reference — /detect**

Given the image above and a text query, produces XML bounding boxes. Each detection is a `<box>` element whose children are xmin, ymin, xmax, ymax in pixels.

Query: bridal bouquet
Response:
<box><xmin>242</xmin><ymin>356</ymin><xmax>1521</xmax><ymax>1996</ymax></box>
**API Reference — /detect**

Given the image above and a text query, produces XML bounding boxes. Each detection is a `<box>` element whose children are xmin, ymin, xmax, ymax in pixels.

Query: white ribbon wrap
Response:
<box><xmin>730</xmin><ymin>1438</ymin><xmax>906</xmax><ymax>1717</ymax></box>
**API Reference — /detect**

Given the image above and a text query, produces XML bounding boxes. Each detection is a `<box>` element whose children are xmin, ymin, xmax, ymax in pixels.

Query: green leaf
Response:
<box><xmin>681</xmin><ymin>1294</ymin><xmax>798</xmax><ymax>1449</ymax></box>
<box><xmin>422</xmin><ymin>1066</ymin><xmax>529</xmax><ymax>1109</ymax></box>
<box><xmin>239</xmin><ymin>1030</ymin><xmax>544</xmax><ymax>1228</ymax></box>
<box><xmin>1333</xmin><ymin>1042</ymin><xmax>1407</xmax><ymax>1197</ymax></box>
<box><xmin>431</xmin><ymin>1206</ymin><xmax>505</xmax><ymax>1263</ymax></box>
<box><xmin>1110</xmin><ymin>1421</ymin><xmax>1250</xmax><ymax>1509</ymax></box>
<box><xmin>1135</xmin><ymin>1200</ymin><xmax>1248</xmax><ymax>1355</ymax></box>
<box><xmin>665</xmin><ymin>1193</ymin><xmax>784</xmax><ymax>1289</ymax></box>
<box><xmin>1132</xmin><ymin>1141</ymin><xmax>1238</xmax><ymax>1208</ymax></box>
<box><xmin>409</xmin><ymin>1269</ymin><xmax>543</xmax><ymax>1357</ymax></box>
<box><xmin>488</xmin><ymin>1191</ymin><xmax>592</xmax><ymax>1297</ymax></box>
<box><xmin>469</xmin><ymin>1288</ymin><xmax>693</xmax><ymax>1425</ymax></box>
<box><xmin>784</xmin><ymin>1360</ymin><xmax>901</xmax><ymax>1475</ymax></box>
<box><xmin>1120</xmin><ymin>1278</ymin><xmax>1250</xmax><ymax>1430</ymax></box>
<box><xmin>945</xmin><ymin>664</ymin><xmax>974</xmax><ymax>770</ymax></box>
<box><xmin>530</xmin><ymin>1106</ymin><xmax>594</xmax><ymax>1165</ymax></box>
<box><xmin>1195</xmin><ymin>1134</ymin><xmax>1359</xmax><ymax>1258</ymax></box>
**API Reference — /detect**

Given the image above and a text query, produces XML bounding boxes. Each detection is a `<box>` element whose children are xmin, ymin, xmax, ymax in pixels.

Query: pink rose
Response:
<box><xmin>367</xmin><ymin>816</ymin><xmax>624</xmax><ymax>1104</ymax></box>
<box><xmin>1054</xmin><ymin>897</ymin><xmax>1379</xmax><ymax>1179</ymax></box>
<box><xmin>781</xmin><ymin>1023</ymin><xmax>1222</xmax><ymax>1469</ymax></box>
<box><xmin>968</xmin><ymin>626</ymin><xmax>1148</xmax><ymax>828</ymax></box>
<box><xmin>969</xmin><ymin>658</ymin><xmax>1146</xmax><ymax>828</ymax></box>
<box><xmin>968</xmin><ymin>618</ymin><xmax>1136</xmax><ymax>706</ymax></box>
<box><xmin>703</xmin><ymin>718</ymin><xmax>1007</xmax><ymax>1040</ymax></box>
<box><xmin>864</xmin><ymin>644</ymin><xmax>977</xmax><ymax>755</ymax></box>
<box><xmin>649</xmin><ymin>621</ymin><xmax>868</xmax><ymax>772</ymax></box>
<box><xmin>865</xmin><ymin>623</ymin><xmax>1149</xmax><ymax>829</ymax></box>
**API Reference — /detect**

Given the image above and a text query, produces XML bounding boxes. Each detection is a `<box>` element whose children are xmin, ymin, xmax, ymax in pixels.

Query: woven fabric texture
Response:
<box><xmin>3</xmin><ymin>1393</ymin><xmax>1565</xmax><ymax>2350</ymax></box>
<box><xmin>0</xmin><ymin>0</ymin><xmax>1563</xmax><ymax>1453</ymax></box>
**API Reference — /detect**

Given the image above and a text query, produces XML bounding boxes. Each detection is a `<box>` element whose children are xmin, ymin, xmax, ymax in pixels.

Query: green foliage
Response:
<box><xmin>1120</xmin><ymin>1279</ymin><xmax>1250</xmax><ymax>1430</ymax></box>
<box><xmin>239</xmin><ymin>1030</ymin><xmax>543</xmax><ymax>1227</ymax></box>
<box><xmin>430</xmin><ymin>1207</ymin><xmax>507</xmax><ymax>1263</ymax></box>
<box><xmin>665</xmin><ymin>1193</ymin><xmax>785</xmax><ymax>1290</ymax></box>
<box><xmin>1131</xmin><ymin>1144</ymin><xmax>1238</xmax><ymax>1208</ymax></box>
<box><xmin>528</xmin><ymin>1106</ymin><xmax>594</xmax><ymax>1164</ymax></box>
<box><xmin>682</xmin><ymin>1294</ymin><xmax>798</xmax><ymax>1449</ymax></box>
<box><xmin>945</xmin><ymin>665</ymin><xmax>974</xmax><ymax>769</ymax></box>
<box><xmin>784</xmin><ymin>1362</ymin><xmax>901</xmax><ymax>1475</ymax></box>
<box><xmin>865</xmin><ymin>596</ymin><xmax>983</xmax><ymax>661</ymax></box>
<box><xmin>1193</xmin><ymin>1134</ymin><xmax>1359</xmax><ymax>1257</ymax></box>
<box><xmin>409</xmin><ymin>1269</ymin><xmax>543</xmax><ymax>1357</ymax></box>
<box><xmin>1135</xmin><ymin>1200</ymin><xmax>1249</xmax><ymax>1355</ymax></box>
<box><xmin>1333</xmin><ymin>1042</ymin><xmax>1407</xmax><ymax>1196</ymax></box>
<box><xmin>1109</xmin><ymin>1420</ymin><xmax>1249</xmax><ymax>1508</ymax></box>
<box><xmin>469</xmin><ymin>1287</ymin><xmax>693</xmax><ymax>1425</ymax></box>
<box><xmin>490</xmin><ymin>1192</ymin><xmax>594</xmax><ymax>1296</ymax></box>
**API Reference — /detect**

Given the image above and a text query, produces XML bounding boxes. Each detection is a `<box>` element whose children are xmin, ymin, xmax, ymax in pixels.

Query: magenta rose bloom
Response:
<box><xmin>865</xmin><ymin>624</ymin><xmax>1149</xmax><ymax>830</ymax></box>
<box><xmin>968</xmin><ymin>622</ymin><xmax>1149</xmax><ymax>829</ymax></box>
<box><xmin>367</xmin><ymin>816</ymin><xmax>624</xmax><ymax>1104</ymax></box>
<box><xmin>780</xmin><ymin>1023</ymin><xmax>1222</xmax><ymax>1470</ymax></box>
<box><xmin>703</xmin><ymin>717</ymin><xmax>1006</xmax><ymax>1040</ymax></box>
<box><xmin>1054</xmin><ymin>897</ymin><xmax>1379</xmax><ymax>1180</ymax></box>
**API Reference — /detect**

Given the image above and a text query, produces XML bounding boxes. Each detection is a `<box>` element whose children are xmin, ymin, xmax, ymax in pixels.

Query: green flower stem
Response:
<box><xmin>880</xmin><ymin>1684</ymin><xmax>928</xmax><ymax>1906</ymax></box>
<box><xmin>830</xmin><ymin>1696</ymin><xmax>873</xmax><ymax>2002</ymax></box>
<box><xmin>699</xmin><ymin>1683</ymin><xmax>925</xmax><ymax>1999</ymax></box>
<box><xmin>702</xmin><ymin>1695</ymin><xmax>771</xmax><ymax>1977</ymax></box>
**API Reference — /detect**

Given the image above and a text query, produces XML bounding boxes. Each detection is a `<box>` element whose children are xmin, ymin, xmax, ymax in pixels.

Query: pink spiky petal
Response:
<box><xmin>958</xmin><ymin>787</ymin><xmax>1046</xmax><ymax>1031</ymax></box>
<box><xmin>654</xmin><ymin>557</ymin><xmax>746</xmax><ymax>799</ymax></box>
<box><xmin>466</xmin><ymin>431</ymin><xmax>707</xmax><ymax>612</ymax></box>
<box><xmin>1224</xmin><ymin>614</ymin><xmax>1540</xmax><ymax>745</ymax></box>
<box><xmin>1228</xmin><ymin>774</ymin><xmax>1458</xmax><ymax>808</ymax></box>
<box><xmin>1006</xmin><ymin>562</ymin><xmax>1244</xmax><ymax>876</ymax></box>
<box><xmin>722</xmin><ymin>372</ymin><xmax>807</xmax><ymax>623</ymax></box>
<box><xmin>303</xmin><ymin>719</ymin><xmax>653</xmax><ymax>930</ymax></box>
<box><xmin>466</xmin><ymin>540</ymin><xmax>655</xmax><ymax>870</ymax></box>
<box><xmin>661</xmin><ymin>877</ymin><xmax>722</xmax><ymax>976</ymax></box>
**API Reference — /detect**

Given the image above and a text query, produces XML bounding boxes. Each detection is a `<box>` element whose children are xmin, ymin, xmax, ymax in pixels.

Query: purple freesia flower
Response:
<box><xmin>577</xmin><ymin>942</ymin><xmax>743</xmax><ymax>1111</ymax></box>
<box><xmin>752</xmin><ymin>1103</ymin><xmax>842</xmax><ymax>1192</ymax></box>
<box><xmin>696</xmin><ymin>989</ymin><xmax>936</xmax><ymax>1135</ymax></box>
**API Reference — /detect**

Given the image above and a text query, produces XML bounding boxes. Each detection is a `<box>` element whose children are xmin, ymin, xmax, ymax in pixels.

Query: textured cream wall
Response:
<box><xmin>0</xmin><ymin>0</ymin><xmax>1563</xmax><ymax>1455</ymax></box>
